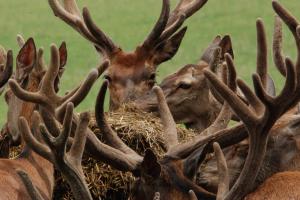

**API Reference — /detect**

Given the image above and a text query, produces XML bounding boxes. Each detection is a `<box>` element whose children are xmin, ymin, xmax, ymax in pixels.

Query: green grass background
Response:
<box><xmin>0</xmin><ymin>0</ymin><xmax>300</xmax><ymax>125</ymax></box>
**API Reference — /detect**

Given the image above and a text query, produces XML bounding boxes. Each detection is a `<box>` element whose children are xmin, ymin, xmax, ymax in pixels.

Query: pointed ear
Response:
<box><xmin>183</xmin><ymin>146</ymin><xmax>206</xmax><ymax>180</ymax></box>
<box><xmin>266</xmin><ymin>74</ymin><xmax>276</xmax><ymax>96</ymax></box>
<box><xmin>219</xmin><ymin>35</ymin><xmax>234</xmax><ymax>60</ymax></box>
<box><xmin>16</xmin><ymin>38</ymin><xmax>36</xmax><ymax>85</ymax></box>
<box><xmin>199</xmin><ymin>35</ymin><xmax>222</xmax><ymax>64</ymax></box>
<box><xmin>141</xmin><ymin>149</ymin><xmax>161</xmax><ymax>179</ymax></box>
<box><xmin>152</xmin><ymin>27</ymin><xmax>187</xmax><ymax>66</ymax></box>
<box><xmin>59</xmin><ymin>41</ymin><xmax>67</xmax><ymax>68</ymax></box>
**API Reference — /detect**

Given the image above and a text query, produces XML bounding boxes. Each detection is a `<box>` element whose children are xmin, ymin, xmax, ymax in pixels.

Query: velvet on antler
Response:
<box><xmin>20</xmin><ymin>103</ymin><xmax>92</xmax><ymax>200</ymax></box>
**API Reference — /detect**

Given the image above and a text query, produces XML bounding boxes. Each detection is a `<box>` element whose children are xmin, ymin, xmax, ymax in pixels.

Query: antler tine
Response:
<box><xmin>168</xmin><ymin>0</ymin><xmax>208</xmax><ymax>25</ymax></box>
<box><xmin>0</xmin><ymin>50</ymin><xmax>13</xmax><ymax>88</ymax></box>
<box><xmin>141</xmin><ymin>0</ymin><xmax>170</xmax><ymax>49</ymax></box>
<box><xmin>95</xmin><ymin>81</ymin><xmax>143</xmax><ymax>160</ymax></box>
<box><xmin>272</xmin><ymin>1</ymin><xmax>300</xmax><ymax>69</ymax></box>
<box><xmin>159</xmin><ymin>13</ymin><xmax>186</xmax><ymax>42</ymax></box>
<box><xmin>153</xmin><ymin>192</ymin><xmax>160</xmax><ymax>200</ymax></box>
<box><xmin>82</xmin><ymin>8</ymin><xmax>118</xmax><ymax>54</ymax></box>
<box><xmin>213</xmin><ymin>142</ymin><xmax>229</xmax><ymax>200</ymax></box>
<box><xmin>56</xmin><ymin>68</ymin><xmax>99</xmax><ymax>120</ymax></box>
<box><xmin>40</xmin><ymin>44</ymin><xmax>60</xmax><ymax>96</ymax></box>
<box><xmin>188</xmin><ymin>190</ymin><xmax>198</xmax><ymax>200</ymax></box>
<box><xmin>49</xmin><ymin>0</ymin><xmax>118</xmax><ymax>57</ymax></box>
<box><xmin>204</xmin><ymin>69</ymin><xmax>257</xmax><ymax>127</ymax></box>
<box><xmin>273</xmin><ymin>16</ymin><xmax>286</xmax><ymax>76</ymax></box>
<box><xmin>19</xmin><ymin>113</ymin><xmax>53</xmax><ymax>162</ymax></box>
<box><xmin>153</xmin><ymin>86</ymin><xmax>178</xmax><ymax>151</ymax></box>
<box><xmin>17</xmin><ymin>34</ymin><xmax>25</xmax><ymax>48</ymax></box>
<box><xmin>256</xmin><ymin>19</ymin><xmax>268</xmax><ymax>88</ymax></box>
<box><xmin>17</xmin><ymin>170</ymin><xmax>44</xmax><ymax>200</ymax></box>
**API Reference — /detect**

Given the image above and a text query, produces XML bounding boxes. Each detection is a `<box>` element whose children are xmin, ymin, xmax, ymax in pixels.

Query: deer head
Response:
<box><xmin>134</xmin><ymin>35</ymin><xmax>234</xmax><ymax>131</ymax></box>
<box><xmin>48</xmin><ymin>0</ymin><xmax>209</xmax><ymax>110</ymax></box>
<box><xmin>5</xmin><ymin>37</ymin><xmax>67</xmax><ymax>144</ymax></box>
<box><xmin>91</xmin><ymin>59</ymin><xmax>236</xmax><ymax>200</ymax></box>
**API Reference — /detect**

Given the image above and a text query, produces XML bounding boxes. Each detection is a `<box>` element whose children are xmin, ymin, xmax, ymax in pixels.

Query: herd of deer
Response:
<box><xmin>0</xmin><ymin>0</ymin><xmax>300</xmax><ymax>199</ymax></box>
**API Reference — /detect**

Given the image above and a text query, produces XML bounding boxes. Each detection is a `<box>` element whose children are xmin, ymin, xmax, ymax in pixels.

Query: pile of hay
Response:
<box><xmin>5</xmin><ymin>105</ymin><xmax>196</xmax><ymax>200</ymax></box>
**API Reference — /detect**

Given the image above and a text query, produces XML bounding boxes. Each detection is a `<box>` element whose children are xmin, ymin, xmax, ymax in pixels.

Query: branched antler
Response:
<box><xmin>201</xmin><ymin>3</ymin><xmax>300</xmax><ymax>198</ymax></box>
<box><xmin>8</xmin><ymin>44</ymin><xmax>99</xmax><ymax>117</ymax></box>
<box><xmin>19</xmin><ymin>103</ymin><xmax>92</xmax><ymax>200</ymax></box>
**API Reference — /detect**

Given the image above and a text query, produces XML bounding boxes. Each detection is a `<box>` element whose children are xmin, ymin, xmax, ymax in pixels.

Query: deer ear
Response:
<box><xmin>183</xmin><ymin>146</ymin><xmax>206</xmax><ymax>180</ymax></box>
<box><xmin>199</xmin><ymin>35</ymin><xmax>222</xmax><ymax>64</ymax></box>
<box><xmin>141</xmin><ymin>149</ymin><xmax>161</xmax><ymax>179</ymax></box>
<box><xmin>0</xmin><ymin>46</ymin><xmax>7</xmax><ymax>66</ymax></box>
<box><xmin>152</xmin><ymin>27</ymin><xmax>187</xmax><ymax>66</ymax></box>
<box><xmin>16</xmin><ymin>38</ymin><xmax>36</xmax><ymax>85</ymax></box>
<box><xmin>266</xmin><ymin>74</ymin><xmax>276</xmax><ymax>96</ymax></box>
<box><xmin>219</xmin><ymin>35</ymin><xmax>234</xmax><ymax>60</ymax></box>
<box><xmin>59</xmin><ymin>41</ymin><xmax>67</xmax><ymax>68</ymax></box>
<box><xmin>54</xmin><ymin>42</ymin><xmax>68</xmax><ymax>92</ymax></box>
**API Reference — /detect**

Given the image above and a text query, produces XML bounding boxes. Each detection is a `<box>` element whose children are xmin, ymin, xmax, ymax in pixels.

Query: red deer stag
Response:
<box><xmin>9</xmin><ymin>42</ymin><xmax>239</xmax><ymax>199</ymax></box>
<box><xmin>0</xmin><ymin>43</ymin><xmax>98</xmax><ymax>200</ymax></box>
<box><xmin>134</xmin><ymin>35</ymin><xmax>234</xmax><ymax>131</ymax></box>
<box><xmin>198</xmin><ymin>1</ymin><xmax>300</xmax><ymax>194</ymax></box>
<box><xmin>5</xmin><ymin>37</ymin><xmax>68</xmax><ymax>144</ymax></box>
<box><xmin>48</xmin><ymin>0</ymin><xmax>209</xmax><ymax>110</ymax></box>
<box><xmin>198</xmin><ymin>1</ymin><xmax>300</xmax><ymax>199</ymax></box>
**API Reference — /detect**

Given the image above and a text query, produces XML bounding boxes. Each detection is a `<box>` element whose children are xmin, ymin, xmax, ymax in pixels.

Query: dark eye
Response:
<box><xmin>178</xmin><ymin>83</ymin><xmax>191</xmax><ymax>90</ymax></box>
<box><xmin>103</xmin><ymin>75</ymin><xmax>112</xmax><ymax>82</ymax></box>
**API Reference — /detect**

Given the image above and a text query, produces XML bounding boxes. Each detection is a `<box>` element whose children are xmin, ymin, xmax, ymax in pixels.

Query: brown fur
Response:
<box><xmin>245</xmin><ymin>172</ymin><xmax>300</xmax><ymax>200</ymax></box>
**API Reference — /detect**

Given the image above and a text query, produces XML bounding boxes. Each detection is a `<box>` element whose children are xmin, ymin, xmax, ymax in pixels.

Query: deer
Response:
<box><xmin>0</xmin><ymin>42</ymin><xmax>99</xmax><ymax>199</ymax></box>
<box><xmin>197</xmin><ymin>1</ymin><xmax>300</xmax><ymax>195</ymax></box>
<box><xmin>134</xmin><ymin>35</ymin><xmax>235</xmax><ymax>131</ymax></box>
<box><xmin>4</xmin><ymin>37</ymin><xmax>68</xmax><ymax>145</ymax></box>
<box><xmin>9</xmin><ymin>44</ymin><xmax>237</xmax><ymax>199</ymax></box>
<box><xmin>48</xmin><ymin>0</ymin><xmax>210</xmax><ymax>110</ymax></box>
<box><xmin>18</xmin><ymin>103</ymin><xmax>93</xmax><ymax>200</ymax></box>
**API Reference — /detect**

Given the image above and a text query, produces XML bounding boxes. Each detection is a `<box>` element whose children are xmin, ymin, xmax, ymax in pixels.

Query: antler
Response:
<box><xmin>17</xmin><ymin>170</ymin><xmax>44</xmax><ymax>200</ymax></box>
<box><xmin>273</xmin><ymin>16</ymin><xmax>286</xmax><ymax>76</ymax></box>
<box><xmin>48</xmin><ymin>0</ymin><xmax>118</xmax><ymax>57</ymax></box>
<box><xmin>0</xmin><ymin>49</ymin><xmax>13</xmax><ymax>89</ymax></box>
<box><xmin>202</xmin><ymin>5</ymin><xmax>300</xmax><ymax>197</ymax></box>
<box><xmin>95</xmin><ymin>81</ymin><xmax>143</xmax><ymax>165</ymax></box>
<box><xmin>19</xmin><ymin>103</ymin><xmax>93</xmax><ymax>200</ymax></box>
<box><xmin>213</xmin><ymin>143</ymin><xmax>229</xmax><ymax>200</ymax></box>
<box><xmin>168</xmin><ymin>0</ymin><xmax>208</xmax><ymax>26</ymax></box>
<box><xmin>8</xmin><ymin>44</ymin><xmax>99</xmax><ymax>116</ymax></box>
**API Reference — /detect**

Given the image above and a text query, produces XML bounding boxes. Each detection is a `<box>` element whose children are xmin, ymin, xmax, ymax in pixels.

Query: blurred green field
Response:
<box><xmin>0</xmin><ymin>0</ymin><xmax>300</xmax><ymax>125</ymax></box>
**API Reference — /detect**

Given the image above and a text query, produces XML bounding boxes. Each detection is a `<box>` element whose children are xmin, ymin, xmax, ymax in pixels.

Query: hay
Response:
<box><xmin>7</xmin><ymin>105</ymin><xmax>197</xmax><ymax>200</ymax></box>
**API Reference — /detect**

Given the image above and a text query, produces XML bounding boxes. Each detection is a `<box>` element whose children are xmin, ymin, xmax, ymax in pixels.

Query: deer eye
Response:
<box><xmin>178</xmin><ymin>82</ymin><xmax>191</xmax><ymax>90</ymax></box>
<box><xmin>103</xmin><ymin>74</ymin><xmax>112</xmax><ymax>82</ymax></box>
